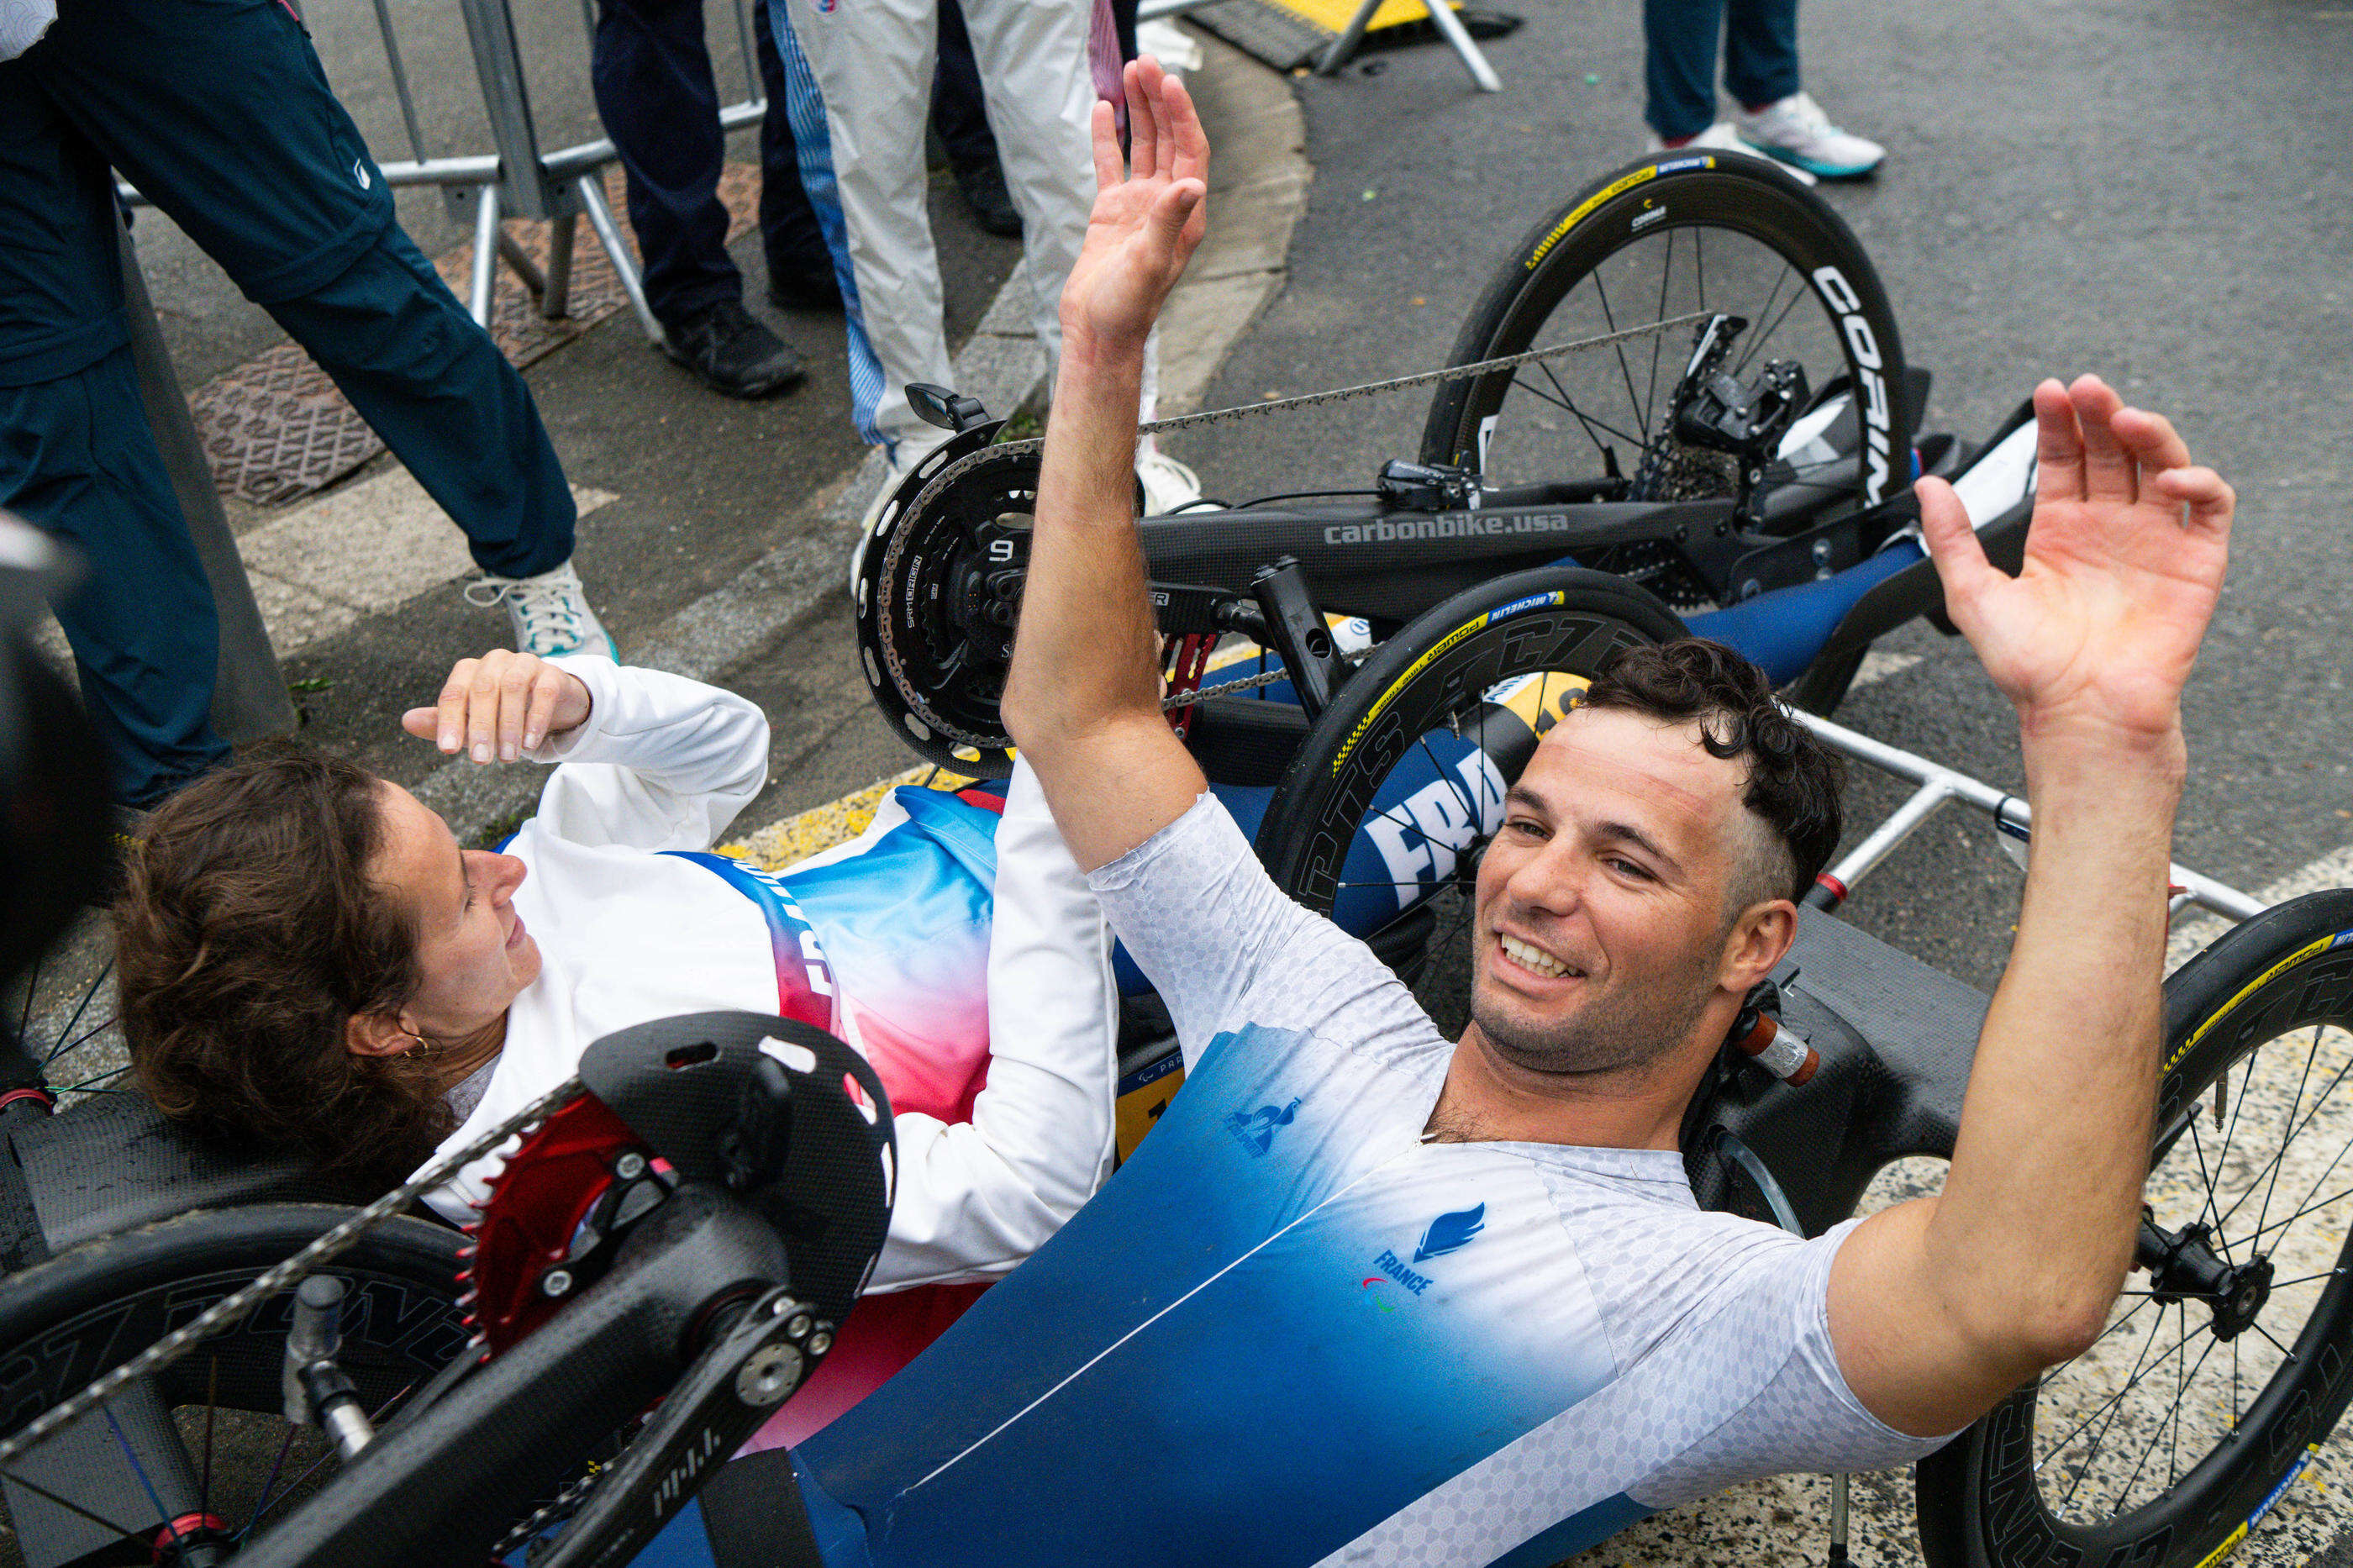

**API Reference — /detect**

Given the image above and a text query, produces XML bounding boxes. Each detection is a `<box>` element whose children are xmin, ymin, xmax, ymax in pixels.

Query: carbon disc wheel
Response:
<box><xmin>1917</xmin><ymin>890</ymin><xmax>2353</xmax><ymax>1567</ymax></box>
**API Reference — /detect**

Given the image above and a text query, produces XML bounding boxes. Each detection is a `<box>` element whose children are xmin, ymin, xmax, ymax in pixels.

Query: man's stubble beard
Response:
<box><xmin>1466</xmin><ymin>942</ymin><xmax>1719</xmax><ymax>1081</ymax></box>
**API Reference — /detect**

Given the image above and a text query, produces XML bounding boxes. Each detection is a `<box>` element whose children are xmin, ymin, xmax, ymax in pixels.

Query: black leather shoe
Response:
<box><xmin>661</xmin><ymin>299</ymin><xmax>808</xmax><ymax>399</ymax></box>
<box><xmin>953</xmin><ymin>159</ymin><xmax>1022</xmax><ymax>237</ymax></box>
<box><xmin>766</xmin><ymin>270</ymin><xmax>844</xmax><ymax>313</ymax></box>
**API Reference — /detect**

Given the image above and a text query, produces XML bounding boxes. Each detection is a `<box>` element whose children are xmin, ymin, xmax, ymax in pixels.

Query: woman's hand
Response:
<box><xmin>401</xmin><ymin>650</ymin><xmax>594</xmax><ymax>763</ymax></box>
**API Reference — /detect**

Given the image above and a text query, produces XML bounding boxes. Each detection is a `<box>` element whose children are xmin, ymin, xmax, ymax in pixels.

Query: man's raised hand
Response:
<box><xmin>1917</xmin><ymin>376</ymin><xmax>2232</xmax><ymax>755</ymax></box>
<box><xmin>401</xmin><ymin>650</ymin><xmax>593</xmax><ymax>764</ymax></box>
<box><xmin>1060</xmin><ymin>56</ymin><xmax>1209</xmax><ymax>360</ymax></box>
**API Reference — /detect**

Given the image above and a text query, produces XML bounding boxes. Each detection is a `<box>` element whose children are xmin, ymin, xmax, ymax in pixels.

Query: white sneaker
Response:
<box><xmin>1644</xmin><ymin>119</ymin><xmax>1815</xmax><ymax>185</ymax></box>
<box><xmin>1136</xmin><ymin>445</ymin><xmax>1203</xmax><ymax>515</ymax></box>
<box><xmin>1730</xmin><ymin>92</ymin><xmax>1884</xmax><ymax>180</ymax></box>
<box><xmin>462</xmin><ymin>560</ymin><xmax>617</xmax><ymax>659</ymax></box>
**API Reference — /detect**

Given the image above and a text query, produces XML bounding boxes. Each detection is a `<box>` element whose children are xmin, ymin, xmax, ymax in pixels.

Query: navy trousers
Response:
<box><xmin>1643</xmin><ymin>0</ymin><xmax>1801</xmax><ymax>142</ymax></box>
<box><xmin>0</xmin><ymin>0</ymin><xmax>576</xmax><ymax>804</ymax></box>
<box><xmin>592</xmin><ymin>0</ymin><xmax>1001</xmax><ymax>324</ymax></box>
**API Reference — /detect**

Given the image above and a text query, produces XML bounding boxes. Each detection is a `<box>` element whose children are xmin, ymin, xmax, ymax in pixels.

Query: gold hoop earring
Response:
<box><xmin>402</xmin><ymin>1031</ymin><xmax>434</xmax><ymax>1056</ymax></box>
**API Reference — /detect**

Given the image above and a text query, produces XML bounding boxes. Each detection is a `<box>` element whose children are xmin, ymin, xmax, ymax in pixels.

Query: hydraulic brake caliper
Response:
<box><xmin>1639</xmin><ymin>313</ymin><xmax>1811</xmax><ymax>524</ymax></box>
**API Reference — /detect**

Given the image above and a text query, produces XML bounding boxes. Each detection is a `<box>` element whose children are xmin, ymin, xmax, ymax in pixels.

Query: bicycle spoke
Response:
<box><xmin>15</xmin><ymin>948</ymin><xmax>36</xmax><ymax>1040</ymax></box>
<box><xmin>101</xmin><ymin>1401</ymin><xmax>183</xmax><ymax>1548</ymax></box>
<box><xmin>1734</xmin><ymin>266</ymin><xmax>1810</xmax><ymax>373</ymax></box>
<box><xmin>40</xmin><ymin>961</ymin><xmax>112</xmax><ymax>1068</ymax></box>
<box><xmin>2215</xmin><ymin>1048</ymin><xmax>2353</xmax><ymax>1234</ymax></box>
<box><xmin>1728</xmin><ymin>269</ymin><xmax>1789</xmax><ymax>379</ymax></box>
<box><xmin>2182</xmin><ymin>1113</ymin><xmax>2234</xmax><ymax>1264</ymax></box>
<box><xmin>0</xmin><ymin>1460</ymin><xmax>152</xmax><ymax>1548</ymax></box>
<box><xmin>1513</xmin><ymin>369</ymin><xmax>1648</xmax><ymax>455</ymax></box>
<box><xmin>2252</xmin><ymin>1025</ymin><xmax>2328</xmax><ymax>1244</ymax></box>
<box><xmin>241</xmin><ymin>1425</ymin><xmax>298</xmax><ymax>1541</ymax></box>
<box><xmin>2250</xmin><ymin>1319</ymin><xmax>2298</xmax><ymax>1364</ymax></box>
<box><xmin>1645</xmin><ymin>228</ymin><xmax>1673</xmax><ymax>432</ymax></box>
<box><xmin>201</xmin><ymin>1358</ymin><xmax>217</xmax><ymax>1523</ymax></box>
<box><xmin>2260</xmin><ymin>1026</ymin><xmax>2353</xmax><ymax>1244</ymax></box>
<box><xmin>1586</xmin><ymin>275</ymin><xmax>1651</xmax><ymax>449</ymax></box>
<box><xmin>2047</xmin><ymin>1313</ymin><xmax>2207</xmax><ymax>1500</ymax></box>
<box><xmin>2243</xmin><ymin>1185</ymin><xmax>2353</xmax><ymax>1250</ymax></box>
<box><xmin>55</xmin><ymin>1064</ymin><xmax>128</xmax><ymax>1094</ymax></box>
<box><xmin>1415</xmin><ymin>734</ymin><xmax>1484</xmax><ymax>838</ymax></box>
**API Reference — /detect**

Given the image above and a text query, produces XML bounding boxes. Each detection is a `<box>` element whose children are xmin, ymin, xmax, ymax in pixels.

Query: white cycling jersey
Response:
<box><xmin>411</xmin><ymin>655</ymin><xmax>1119</xmax><ymax>1298</ymax></box>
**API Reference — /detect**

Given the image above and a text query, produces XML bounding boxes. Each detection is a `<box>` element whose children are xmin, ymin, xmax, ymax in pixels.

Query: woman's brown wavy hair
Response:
<box><xmin>115</xmin><ymin>745</ymin><xmax>452</xmax><ymax>1187</ymax></box>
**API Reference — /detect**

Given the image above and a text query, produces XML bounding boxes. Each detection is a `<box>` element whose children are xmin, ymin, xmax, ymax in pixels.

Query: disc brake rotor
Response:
<box><xmin>459</xmin><ymin>1094</ymin><xmax>668</xmax><ymax>1357</ymax></box>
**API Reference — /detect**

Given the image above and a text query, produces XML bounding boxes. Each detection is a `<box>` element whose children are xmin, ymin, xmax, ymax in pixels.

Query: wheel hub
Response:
<box><xmin>2139</xmin><ymin>1215</ymin><xmax>2275</xmax><ymax>1341</ymax></box>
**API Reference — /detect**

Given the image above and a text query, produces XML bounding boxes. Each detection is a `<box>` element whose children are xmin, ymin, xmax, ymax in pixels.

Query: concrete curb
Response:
<box><xmin>418</xmin><ymin>30</ymin><xmax>1313</xmax><ymax>845</ymax></box>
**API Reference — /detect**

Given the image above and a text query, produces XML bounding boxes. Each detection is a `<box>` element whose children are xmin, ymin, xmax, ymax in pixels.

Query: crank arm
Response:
<box><xmin>531</xmin><ymin>1285</ymin><xmax>833</xmax><ymax>1568</ymax></box>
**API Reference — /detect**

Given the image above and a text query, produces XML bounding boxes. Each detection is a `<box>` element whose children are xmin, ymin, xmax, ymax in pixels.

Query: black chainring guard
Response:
<box><xmin>578</xmin><ymin>1012</ymin><xmax>895</xmax><ymax>1323</ymax></box>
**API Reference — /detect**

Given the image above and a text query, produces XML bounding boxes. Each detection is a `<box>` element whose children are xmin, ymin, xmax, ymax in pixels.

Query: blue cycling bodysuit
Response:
<box><xmin>630</xmin><ymin>791</ymin><xmax>1947</xmax><ymax>1568</ymax></box>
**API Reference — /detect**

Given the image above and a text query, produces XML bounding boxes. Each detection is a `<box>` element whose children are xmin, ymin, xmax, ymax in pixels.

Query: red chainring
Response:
<box><xmin>457</xmin><ymin>1092</ymin><xmax>653</xmax><ymax>1356</ymax></box>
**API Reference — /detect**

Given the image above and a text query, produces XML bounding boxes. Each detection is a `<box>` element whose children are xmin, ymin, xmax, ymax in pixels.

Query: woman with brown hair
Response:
<box><xmin>116</xmin><ymin>648</ymin><xmax>1119</xmax><ymax>1313</ymax></box>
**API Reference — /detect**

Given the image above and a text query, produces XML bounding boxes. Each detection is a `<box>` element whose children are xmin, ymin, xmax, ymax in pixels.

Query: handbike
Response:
<box><xmin>3</xmin><ymin>151</ymin><xmax>2349</xmax><ymax>1568</ymax></box>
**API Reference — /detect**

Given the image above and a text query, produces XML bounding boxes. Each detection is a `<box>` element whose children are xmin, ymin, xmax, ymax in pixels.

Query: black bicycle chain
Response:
<box><xmin>0</xmin><ymin>1076</ymin><xmax>587</xmax><ymax>1472</ymax></box>
<box><xmin>874</xmin><ymin>313</ymin><xmax>1710</xmax><ymax>752</ymax></box>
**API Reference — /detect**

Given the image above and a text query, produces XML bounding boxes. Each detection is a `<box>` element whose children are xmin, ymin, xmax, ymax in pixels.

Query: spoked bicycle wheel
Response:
<box><xmin>1421</xmin><ymin>150</ymin><xmax>1913</xmax><ymax>618</ymax></box>
<box><xmin>1253</xmin><ymin>566</ymin><xmax>1685</xmax><ymax>1004</ymax></box>
<box><xmin>0</xmin><ymin>1206</ymin><xmax>469</xmax><ymax>1566</ymax></box>
<box><xmin>1917</xmin><ymin>888</ymin><xmax>2353</xmax><ymax>1568</ymax></box>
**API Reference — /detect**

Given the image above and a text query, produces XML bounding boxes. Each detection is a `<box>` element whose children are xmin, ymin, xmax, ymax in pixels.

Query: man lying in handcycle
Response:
<box><xmin>666</xmin><ymin>57</ymin><xmax>2238</xmax><ymax>1568</ymax></box>
<box><xmin>113</xmin><ymin>652</ymin><xmax>1119</xmax><ymax>1423</ymax></box>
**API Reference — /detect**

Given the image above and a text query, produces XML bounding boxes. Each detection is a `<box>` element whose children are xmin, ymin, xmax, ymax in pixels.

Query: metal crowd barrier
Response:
<box><xmin>119</xmin><ymin>0</ymin><xmax>779</xmax><ymax>343</ymax></box>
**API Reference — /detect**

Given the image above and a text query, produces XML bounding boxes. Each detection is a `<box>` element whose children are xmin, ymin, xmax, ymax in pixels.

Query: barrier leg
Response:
<box><xmin>1417</xmin><ymin>0</ymin><xmax>1502</xmax><ymax>91</ymax></box>
<box><xmin>469</xmin><ymin>184</ymin><xmax>502</xmax><ymax>329</ymax></box>
<box><xmin>544</xmin><ymin>211</ymin><xmax>577</xmax><ymax>319</ymax></box>
<box><xmin>497</xmin><ymin>229</ymin><xmax>548</xmax><ymax>298</ymax></box>
<box><xmin>576</xmin><ymin>172</ymin><xmax>666</xmax><ymax>345</ymax></box>
<box><xmin>1314</xmin><ymin>0</ymin><xmax>1500</xmax><ymax>90</ymax></box>
<box><xmin>115</xmin><ymin>227</ymin><xmax>296</xmax><ymax>745</ymax></box>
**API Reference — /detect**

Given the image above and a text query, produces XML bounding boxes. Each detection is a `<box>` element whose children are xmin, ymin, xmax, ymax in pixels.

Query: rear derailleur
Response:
<box><xmin>1635</xmin><ymin>313</ymin><xmax>1810</xmax><ymax>524</ymax></box>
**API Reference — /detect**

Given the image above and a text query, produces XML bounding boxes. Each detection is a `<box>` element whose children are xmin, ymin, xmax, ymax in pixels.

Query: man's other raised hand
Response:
<box><xmin>1061</xmin><ymin>57</ymin><xmax>1210</xmax><ymax>362</ymax></box>
<box><xmin>1917</xmin><ymin>376</ymin><xmax>2233</xmax><ymax>760</ymax></box>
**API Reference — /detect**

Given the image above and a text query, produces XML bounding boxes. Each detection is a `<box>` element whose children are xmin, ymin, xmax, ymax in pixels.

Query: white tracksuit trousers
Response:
<box><xmin>766</xmin><ymin>0</ymin><xmax>1155</xmax><ymax>462</ymax></box>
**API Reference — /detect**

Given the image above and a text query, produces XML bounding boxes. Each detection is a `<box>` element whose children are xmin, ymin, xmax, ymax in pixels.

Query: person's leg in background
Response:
<box><xmin>29</xmin><ymin>0</ymin><xmax>613</xmax><ymax>657</ymax></box>
<box><xmin>752</xmin><ymin>0</ymin><xmax>840</xmax><ymax>310</ymax></box>
<box><xmin>1721</xmin><ymin>0</ymin><xmax>1883</xmax><ymax>179</ymax></box>
<box><xmin>932</xmin><ymin>0</ymin><xmax>1017</xmax><ymax>237</ymax></box>
<box><xmin>0</xmin><ymin>58</ymin><xmax>227</xmax><ymax>806</ymax></box>
<box><xmin>963</xmin><ymin>0</ymin><xmax>1191</xmax><ymax>510</ymax></box>
<box><xmin>593</xmin><ymin>0</ymin><xmax>808</xmax><ymax>394</ymax></box>
<box><xmin>776</xmin><ymin>0</ymin><xmax>959</xmax><ymax>483</ymax></box>
<box><xmin>1641</xmin><ymin>0</ymin><xmax>1725</xmax><ymax>144</ymax></box>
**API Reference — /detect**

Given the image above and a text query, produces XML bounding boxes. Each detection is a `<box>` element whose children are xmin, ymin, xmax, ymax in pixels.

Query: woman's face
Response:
<box><xmin>370</xmin><ymin>782</ymin><xmax>540</xmax><ymax>1042</ymax></box>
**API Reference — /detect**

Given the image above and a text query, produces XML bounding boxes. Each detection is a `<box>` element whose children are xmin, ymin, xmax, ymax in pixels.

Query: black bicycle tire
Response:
<box><xmin>1421</xmin><ymin>150</ymin><xmax>1908</xmax><ymax>721</ymax></box>
<box><xmin>1254</xmin><ymin>565</ymin><xmax>1687</xmax><ymax>918</ymax></box>
<box><xmin>1422</xmin><ymin>150</ymin><xmax>1910</xmax><ymax>490</ymax></box>
<box><xmin>0</xmin><ymin>1206</ymin><xmax>467</xmax><ymax>1560</ymax></box>
<box><xmin>1915</xmin><ymin>888</ymin><xmax>2353</xmax><ymax>1568</ymax></box>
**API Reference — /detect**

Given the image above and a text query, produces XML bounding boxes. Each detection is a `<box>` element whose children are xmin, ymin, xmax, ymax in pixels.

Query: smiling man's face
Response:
<box><xmin>1465</xmin><ymin>703</ymin><xmax>1762</xmax><ymax>1081</ymax></box>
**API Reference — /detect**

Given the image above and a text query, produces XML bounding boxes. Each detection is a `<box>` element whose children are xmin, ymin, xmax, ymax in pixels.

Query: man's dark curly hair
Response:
<box><xmin>1576</xmin><ymin>639</ymin><xmax>1844</xmax><ymax>908</ymax></box>
<box><xmin>114</xmin><ymin>745</ymin><xmax>451</xmax><ymax>1188</ymax></box>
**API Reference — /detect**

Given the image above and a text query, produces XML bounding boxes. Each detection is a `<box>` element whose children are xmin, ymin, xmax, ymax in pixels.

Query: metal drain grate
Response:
<box><xmin>190</xmin><ymin>164</ymin><xmax>762</xmax><ymax>507</ymax></box>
